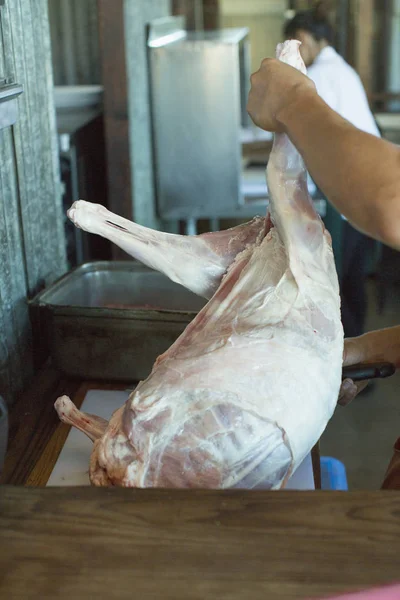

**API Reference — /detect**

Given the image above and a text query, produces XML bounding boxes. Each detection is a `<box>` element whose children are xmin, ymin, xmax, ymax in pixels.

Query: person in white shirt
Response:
<box><xmin>284</xmin><ymin>5</ymin><xmax>381</xmax><ymax>341</ymax></box>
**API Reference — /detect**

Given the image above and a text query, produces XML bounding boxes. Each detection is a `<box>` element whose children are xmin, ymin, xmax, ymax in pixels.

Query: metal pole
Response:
<box><xmin>209</xmin><ymin>218</ymin><xmax>219</xmax><ymax>232</ymax></box>
<box><xmin>69</xmin><ymin>144</ymin><xmax>85</xmax><ymax>264</ymax></box>
<box><xmin>185</xmin><ymin>218</ymin><xmax>197</xmax><ymax>236</ymax></box>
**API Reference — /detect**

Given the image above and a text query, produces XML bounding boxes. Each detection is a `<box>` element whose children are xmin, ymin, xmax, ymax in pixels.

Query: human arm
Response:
<box><xmin>247</xmin><ymin>59</ymin><xmax>400</xmax><ymax>249</ymax></box>
<box><xmin>343</xmin><ymin>326</ymin><xmax>400</xmax><ymax>369</ymax></box>
<box><xmin>340</xmin><ymin>329</ymin><xmax>400</xmax><ymax>488</ymax></box>
<box><xmin>338</xmin><ymin>327</ymin><xmax>400</xmax><ymax>405</ymax></box>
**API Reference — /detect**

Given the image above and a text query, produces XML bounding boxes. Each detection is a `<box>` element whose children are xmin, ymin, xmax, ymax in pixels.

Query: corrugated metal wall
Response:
<box><xmin>48</xmin><ymin>0</ymin><xmax>101</xmax><ymax>85</ymax></box>
<box><xmin>0</xmin><ymin>0</ymin><xmax>67</xmax><ymax>405</ymax></box>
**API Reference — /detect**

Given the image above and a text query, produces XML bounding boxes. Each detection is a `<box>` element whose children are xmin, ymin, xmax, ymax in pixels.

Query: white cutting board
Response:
<box><xmin>47</xmin><ymin>390</ymin><xmax>315</xmax><ymax>490</ymax></box>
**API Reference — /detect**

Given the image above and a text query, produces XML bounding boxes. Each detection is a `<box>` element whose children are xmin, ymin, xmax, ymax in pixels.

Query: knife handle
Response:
<box><xmin>342</xmin><ymin>362</ymin><xmax>396</xmax><ymax>382</ymax></box>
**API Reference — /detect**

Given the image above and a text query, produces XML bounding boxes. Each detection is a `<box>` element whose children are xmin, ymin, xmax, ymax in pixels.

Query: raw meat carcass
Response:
<box><xmin>55</xmin><ymin>40</ymin><xmax>343</xmax><ymax>489</ymax></box>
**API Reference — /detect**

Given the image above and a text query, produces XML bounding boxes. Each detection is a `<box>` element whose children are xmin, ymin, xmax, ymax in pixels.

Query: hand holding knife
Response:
<box><xmin>342</xmin><ymin>362</ymin><xmax>395</xmax><ymax>382</ymax></box>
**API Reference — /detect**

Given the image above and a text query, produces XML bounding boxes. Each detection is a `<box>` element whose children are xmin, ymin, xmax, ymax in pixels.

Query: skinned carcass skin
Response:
<box><xmin>55</xmin><ymin>41</ymin><xmax>343</xmax><ymax>489</ymax></box>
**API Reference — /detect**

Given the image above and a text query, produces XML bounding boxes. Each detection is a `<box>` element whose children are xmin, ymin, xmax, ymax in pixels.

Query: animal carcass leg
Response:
<box><xmin>68</xmin><ymin>200</ymin><xmax>265</xmax><ymax>299</ymax></box>
<box><xmin>55</xmin><ymin>396</ymin><xmax>108</xmax><ymax>442</ymax></box>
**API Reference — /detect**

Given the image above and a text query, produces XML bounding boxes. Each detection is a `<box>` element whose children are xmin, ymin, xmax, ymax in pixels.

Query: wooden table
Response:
<box><xmin>1</xmin><ymin>365</ymin><xmax>400</xmax><ymax>598</ymax></box>
<box><xmin>1</xmin><ymin>486</ymin><xmax>400</xmax><ymax>599</ymax></box>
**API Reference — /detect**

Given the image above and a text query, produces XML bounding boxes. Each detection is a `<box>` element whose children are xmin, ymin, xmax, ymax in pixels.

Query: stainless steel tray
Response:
<box><xmin>29</xmin><ymin>261</ymin><xmax>206</xmax><ymax>381</ymax></box>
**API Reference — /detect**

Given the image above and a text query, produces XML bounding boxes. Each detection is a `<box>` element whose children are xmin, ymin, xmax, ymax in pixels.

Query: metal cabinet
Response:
<box><xmin>148</xmin><ymin>17</ymin><xmax>250</xmax><ymax>230</ymax></box>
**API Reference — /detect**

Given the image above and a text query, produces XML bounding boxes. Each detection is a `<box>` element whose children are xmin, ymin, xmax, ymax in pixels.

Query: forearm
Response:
<box><xmin>345</xmin><ymin>326</ymin><xmax>400</xmax><ymax>369</ymax></box>
<box><xmin>279</xmin><ymin>91</ymin><xmax>400</xmax><ymax>249</ymax></box>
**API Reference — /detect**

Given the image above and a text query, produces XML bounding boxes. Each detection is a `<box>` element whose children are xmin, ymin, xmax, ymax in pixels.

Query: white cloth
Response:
<box><xmin>308</xmin><ymin>46</ymin><xmax>380</xmax><ymax>138</ymax></box>
<box><xmin>307</xmin><ymin>47</ymin><xmax>380</xmax><ymax>220</ymax></box>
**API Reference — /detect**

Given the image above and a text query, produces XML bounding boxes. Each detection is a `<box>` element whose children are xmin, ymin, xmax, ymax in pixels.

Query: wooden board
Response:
<box><xmin>0</xmin><ymin>365</ymin><xmax>82</xmax><ymax>485</ymax></box>
<box><xmin>0</xmin><ymin>365</ymin><xmax>129</xmax><ymax>486</ymax></box>
<box><xmin>1</xmin><ymin>486</ymin><xmax>400</xmax><ymax>599</ymax></box>
<box><xmin>97</xmin><ymin>0</ymin><xmax>170</xmax><ymax>243</ymax></box>
<box><xmin>97</xmin><ymin>0</ymin><xmax>132</xmax><ymax>239</ymax></box>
